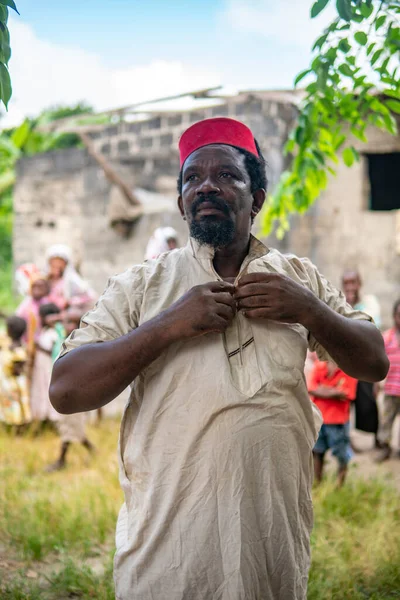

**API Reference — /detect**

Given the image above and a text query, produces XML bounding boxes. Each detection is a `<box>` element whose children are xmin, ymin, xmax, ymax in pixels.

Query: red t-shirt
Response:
<box><xmin>308</xmin><ymin>361</ymin><xmax>357</xmax><ymax>425</ymax></box>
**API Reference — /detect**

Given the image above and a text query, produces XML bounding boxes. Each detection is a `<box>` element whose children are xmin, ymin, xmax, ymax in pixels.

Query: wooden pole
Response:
<box><xmin>79</xmin><ymin>132</ymin><xmax>142</xmax><ymax>208</ymax></box>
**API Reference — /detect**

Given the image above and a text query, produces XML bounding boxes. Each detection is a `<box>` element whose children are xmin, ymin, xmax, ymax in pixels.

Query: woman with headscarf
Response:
<box><xmin>144</xmin><ymin>227</ymin><xmax>179</xmax><ymax>260</ymax></box>
<box><xmin>46</xmin><ymin>244</ymin><xmax>96</xmax><ymax>312</ymax></box>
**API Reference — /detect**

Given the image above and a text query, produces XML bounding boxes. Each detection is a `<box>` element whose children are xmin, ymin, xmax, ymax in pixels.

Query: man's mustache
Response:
<box><xmin>191</xmin><ymin>195</ymin><xmax>231</xmax><ymax>218</ymax></box>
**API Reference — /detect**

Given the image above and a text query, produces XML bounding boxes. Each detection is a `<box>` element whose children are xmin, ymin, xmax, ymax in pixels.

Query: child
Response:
<box><xmin>0</xmin><ymin>316</ymin><xmax>31</xmax><ymax>427</ymax></box>
<box><xmin>308</xmin><ymin>360</ymin><xmax>357</xmax><ymax>487</ymax></box>
<box><xmin>16</xmin><ymin>274</ymin><xmax>52</xmax><ymax>342</ymax></box>
<box><xmin>375</xmin><ymin>298</ymin><xmax>400</xmax><ymax>462</ymax></box>
<box><xmin>29</xmin><ymin>303</ymin><xmax>62</xmax><ymax>423</ymax></box>
<box><xmin>46</xmin><ymin>310</ymin><xmax>95</xmax><ymax>472</ymax></box>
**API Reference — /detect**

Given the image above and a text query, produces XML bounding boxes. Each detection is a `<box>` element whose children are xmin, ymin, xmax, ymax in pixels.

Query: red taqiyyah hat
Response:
<box><xmin>179</xmin><ymin>117</ymin><xmax>259</xmax><ymax>167</ymax></box>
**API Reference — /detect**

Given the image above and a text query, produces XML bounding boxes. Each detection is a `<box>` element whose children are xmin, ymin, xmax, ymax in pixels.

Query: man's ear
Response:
<box><xmin>251</xmin><ymin>189</ymin><xmax>266</xmax><ymax>220</ymax></box>
<box><xmin>177</xmin><ymin>195</ymin><xmax>186</xmax><ymax>219</ymax></box>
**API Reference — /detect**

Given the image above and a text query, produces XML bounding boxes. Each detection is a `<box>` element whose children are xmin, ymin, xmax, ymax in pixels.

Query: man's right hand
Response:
<box><xmin>163</xmin><ymin>281</ymin><xmax>236</xmax><ymax>340</ymax></box>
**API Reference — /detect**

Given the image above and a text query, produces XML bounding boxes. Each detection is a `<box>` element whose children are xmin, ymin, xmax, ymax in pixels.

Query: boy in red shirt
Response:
<box><xmin>309</xmin><ymin>360</ymin><xmax>357</xmax><ymax>487</ymax></box>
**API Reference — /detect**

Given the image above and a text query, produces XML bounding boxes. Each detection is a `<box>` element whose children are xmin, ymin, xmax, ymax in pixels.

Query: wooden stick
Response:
<box><xmin>79</xmin><ymin>132</ymin><xmax>142</xmax><ymax>208</ymax></box>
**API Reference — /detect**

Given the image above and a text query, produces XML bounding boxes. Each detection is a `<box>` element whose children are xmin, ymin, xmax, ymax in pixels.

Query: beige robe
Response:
<box><xmin>60</xmin><ymin>236</ymin><xmax>370</xmax><ymax>600</ymax></box>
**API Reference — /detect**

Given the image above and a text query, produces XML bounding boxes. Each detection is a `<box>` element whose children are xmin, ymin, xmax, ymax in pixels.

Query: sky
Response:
<box><xmin>3</xmin><ymin>0</ymin><xmax>336</xmax><ymax>128</ymax></box>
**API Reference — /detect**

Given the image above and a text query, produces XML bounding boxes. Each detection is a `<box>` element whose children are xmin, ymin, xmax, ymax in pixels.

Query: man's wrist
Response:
<box><xmin>298</xmin><ymin>290</ymin><xmax>325</xmax><ymax>330</ymax></box>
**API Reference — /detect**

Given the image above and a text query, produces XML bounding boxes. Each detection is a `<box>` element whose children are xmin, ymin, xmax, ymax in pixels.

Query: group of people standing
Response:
<box><xmin>0</xmin><ymin>244</ymin><xmax>96</xmax><ymax>470</ymax></box>
<box><xmin>307</xmin><ymin>268</ymin><xmax>400</xmax><ymax>486</ymax></box>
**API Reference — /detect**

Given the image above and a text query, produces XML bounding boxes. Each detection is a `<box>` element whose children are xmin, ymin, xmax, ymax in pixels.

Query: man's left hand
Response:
<box><xmin>234</xmin><ymin>272</ymin><xmax>316</xmax><ymax>324</ymax></box>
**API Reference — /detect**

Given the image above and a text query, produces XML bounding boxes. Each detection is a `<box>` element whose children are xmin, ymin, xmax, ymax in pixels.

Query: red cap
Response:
<box><xmin>179</xmin><ymin>117</ymin><xmax>258</xmax><ymax>167</ymax></box>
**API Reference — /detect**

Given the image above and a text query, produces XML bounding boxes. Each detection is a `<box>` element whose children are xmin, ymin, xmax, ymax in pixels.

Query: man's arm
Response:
<box><xmin>235</xmin><ymin>273</ymin><xmax>389</xmax><ymax>383</ymax></box>
<box><xmin>50</xmin><ymin>281</ymin><xmax>236</xmax><ymax>414</ymax></box>
<box><xmin>301</xmin><ymin>300</ymin><xmax>387</xmax><ymax>382</ymax></box>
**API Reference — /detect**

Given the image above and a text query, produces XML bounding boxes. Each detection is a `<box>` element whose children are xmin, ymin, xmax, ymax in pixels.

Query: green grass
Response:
<box><xmin>1</xmin><ymin>418</ymin><xmax>399</xmax><ymax>599</ymax></box>
<box><xmin>308</xmin><ymin>477</ymin><xmax>400</xmax><ymax>599</ymax></box>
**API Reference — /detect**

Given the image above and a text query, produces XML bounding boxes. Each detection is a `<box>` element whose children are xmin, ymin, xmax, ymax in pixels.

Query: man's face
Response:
<box><xmin>31</xmin><ymin>280</ymin><xmax>49</xmax><ymax>301</ymax></box>
<box><xmin>178</xmin><ymin>145</ymin><xmax>263</xmax><ymax>248</ymax></box>
<box><xmin>342</xmin><ymin>272</ymin><xmax>361</xmax><ymax>306</ymax></box>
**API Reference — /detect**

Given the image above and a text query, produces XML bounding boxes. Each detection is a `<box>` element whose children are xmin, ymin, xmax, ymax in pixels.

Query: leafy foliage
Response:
<box><xmin>0</xmin><ymin>103</ymin><xmax>95</xmax><ymax>309</ymax></box>
<box><xmin>0</xmin><ymin>0</ymin><xmax>18</xmax><ymax>110</ymax></box>
<box><xmin>261</xmin><ymin>0</ymin><xmax>400</xmax><ymax>238</ymax></box>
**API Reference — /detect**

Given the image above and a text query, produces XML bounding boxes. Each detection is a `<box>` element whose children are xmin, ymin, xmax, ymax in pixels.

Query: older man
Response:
<box><xmin>50</xmin><ymin>118</ymin><xmax>388</xmax><ymax>600</ymax></box>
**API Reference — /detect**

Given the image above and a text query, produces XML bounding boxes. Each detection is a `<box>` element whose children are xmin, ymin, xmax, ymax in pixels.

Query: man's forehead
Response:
<box><xmin>182</xmin><ymin>144</ymin><xmax>245</xmax><ymax>171</ymax></box>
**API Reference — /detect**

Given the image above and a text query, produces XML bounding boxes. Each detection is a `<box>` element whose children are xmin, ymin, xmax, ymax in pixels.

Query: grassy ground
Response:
<box><xmin>1</xmin><ymin>418</ymin><xmax>399</xmax><ymax>599</ymax></box>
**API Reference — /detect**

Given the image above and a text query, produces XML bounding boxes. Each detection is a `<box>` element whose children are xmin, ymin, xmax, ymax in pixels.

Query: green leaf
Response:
<box><xmin>0</xmin><ymin>61</ymin><xmax>11</xmax><ymax>109</ymax></box>
<box><xmin>10</xmin><ymin>119</ymin><xmax>31</xmax><ymax>148</ymax></box>
<box><xmin>0</xmin><ymin>38</ymin><xmax>10</xmax><ymax>63</ymax></box>
<box><xmin>384</xmin><ymin>89</ymin><xmax>400</xmax><ymax>100</ymax></box>
<box><xmin>312</xmin><ymin>33</ymin><xmax>328</xmax><ymax>50</ymax></box>
<box><xmin>375</xmin><ymin>15</ymin><xmax>386</xmax><ymax>30</ymax></box>
<box><xmin>311</xmin><ymin>0</ymin><xmax>330</xmax><ymax>18</ymax></box>
<box><xmin>338</xmin><ymin>39</ymin><xmax>351</xmax><ymax>52</ymax></box>
<box><xmin>311</xmin><ymin>56</ymin><xmax>321</xmax><ymax>72</ymax></box>
<box><xmin>326</xmin><ymin>47</ymin><xmax>337</xmax><ymax>61</ymax></box>
<box><xmin>343</xmin><ymin>147</ymin><xmax>355</xmax><ymax>166</ymax></box>
<box><xmin>339</xmin><ymin>63</ymin><xmax>353</xmax><ymax>77</ymax></box>
<box><xmin>351</xmin><ymin>125</ymin><xmax>367</xmax><ymax>142</ymax></box>
<box><xmin>333</xmin><ymin>133</ymin><xmax>346</xmax><ymax>150</ymax></box>
<box><xmin>0</xmin><ymin>0</ymin><xmax>19</xmax><ymax>15</ymax></box>
<box><xmin>366</xmin><ymin>42</ymin><xmax>375</xmax><ymax>56</ymax></box>
<box><xmin>336</xmin><ymin>0</ymin><xmax>353</xmax><ymax>21</ymax></box>
<box><xmin>354</xmin><ymin>31</ymin><xmax>367</xmax><ymax>45</ymax></box>
<box><xmin>285</xmin><ymin>139</ymin><xmax>296</xmax><ymax>154</ymax></box>
<box><xmin>295</xmin><ymin>126</ymin><xmax>306</xmax><ymax>145</ymax></box>
<box><xmin>381</xmin><ymin>113</ymin><xmax>397</xmax><ymax>135</ymax></box>
<box><xmin>360</xmin><ymin>3</ymin><xmax>373</xmax><ymax>18</ymax></box>
<box><xmin>294</xmin><ymin>69</ymin><xmax>312</xmax><ymax>86</ymax></box>
<box><xmin>371</xmin><ymin>48</ymin><xmax>383</xmax><ymax>65</ymax></box>
<box><xmin>306</xmin><ymin>82</ymin><xmax>318</xmax><ymax>94</ymax></box>
<box><xmin>386</xmin><ymin>99</ymin><xmax>400</xmax><ymax>114</ymax></box>
<box><xmin>379</xmin><ymin>57</ymin><xmax>390</xmax><ymax>74</ymax></box>
<box><xmin>0</xmin><ymin>4</ymin><xmax>8</xmax><ymax>23</ymax></box>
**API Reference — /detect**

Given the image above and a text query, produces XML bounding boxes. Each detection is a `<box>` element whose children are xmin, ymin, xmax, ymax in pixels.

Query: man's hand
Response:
<box><xmin>163</xmin><ymin>281</ymin><xmax>236</xmax><ymax>339</ymax></box>
<box><xmin>234</xmin><ymin>272</ymin><xmax>315</xmax><ymax>324</ymax></box>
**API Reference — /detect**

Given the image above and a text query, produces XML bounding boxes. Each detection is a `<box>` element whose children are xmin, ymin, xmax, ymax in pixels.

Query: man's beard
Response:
<box><xmin>189</xmin><ymin>195</ymin><xmax>236</xmax><ymax>249</ymax></box>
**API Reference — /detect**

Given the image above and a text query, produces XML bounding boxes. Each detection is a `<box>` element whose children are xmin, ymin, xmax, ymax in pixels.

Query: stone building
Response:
<box><xmin>13</xmin><ymin>89</ymin><xmax>400</xmax><ymax>327</ymax></box>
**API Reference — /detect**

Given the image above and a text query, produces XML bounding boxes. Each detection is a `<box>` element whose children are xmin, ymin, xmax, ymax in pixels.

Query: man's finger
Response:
<box><xmin>237</xmin><ymin>295</ymin><xmax>270</xmax><ymax>309</ymax></box>
<box><xmin>243</xmin><ymin>307</ymin><xmax>270</xmax><ymax>319</ymax></box>
<box><xmin>208</xmin><ymin>281</ymin><xmax>235</xmax><ymax>293</ymax></box>
<box><xmin>237</xmin><ymin>272</ymin><xmax>281</xmax><ymax>287</ymax></box>
<box><xmin>213</xmin><ymin>292</ymin><xmax>237</xmax><ymax>308</ymax></box>
<box><xmin>216</xmin><ymin>303</ymin><xmax>235</xmax><ymax>321</ymax></box>
<box><xmin>234</xmin><ymin>283</ymin><xmax>270</xmax><ymax>299</ymax></box>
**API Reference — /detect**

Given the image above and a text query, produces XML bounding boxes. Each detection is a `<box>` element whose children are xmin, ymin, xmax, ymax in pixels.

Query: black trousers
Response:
<box><xmin>354</xmin><ymin>381</ymin><xmax>379</xmax><ymax>434</ymax></box>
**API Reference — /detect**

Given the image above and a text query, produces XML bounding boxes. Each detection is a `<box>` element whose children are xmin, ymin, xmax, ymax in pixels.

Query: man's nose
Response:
<box><xmin>196</xmin><ymin>176</ymin><xmax>220</xmax><ymax>195</ymax></box>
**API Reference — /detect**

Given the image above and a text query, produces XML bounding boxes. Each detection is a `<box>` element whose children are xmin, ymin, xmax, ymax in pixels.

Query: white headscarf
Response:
<box><xmin>46</xmin><ymin>244</ymin><xmax>72</xmax><ymax>264</ymax></box>
<box><xmin>46</xmin><ymin>244</ymin><xmax>93</xmax><ymax>302</ymax></box>
<box><xmin>145</xmin><ymin>227</ymin><xmax>178</xmax><ymax>260</ymax></box>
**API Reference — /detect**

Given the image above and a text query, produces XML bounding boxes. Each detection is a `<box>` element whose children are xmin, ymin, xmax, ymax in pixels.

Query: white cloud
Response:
<box><xmin>222</xmin><ymin>0</ymin><xmax>335</xmax><ymax>46</ymax></box>
<box><xmin>2</xmin><ymin>18</ymin><xmax>221</xmax><ymax>128</ymax></box>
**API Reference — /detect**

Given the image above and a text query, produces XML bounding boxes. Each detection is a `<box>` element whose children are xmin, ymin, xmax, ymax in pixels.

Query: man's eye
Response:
<box><xmin>186</xmin><ymin>174</ymin><xmax>198</xmax><ymax>182</ymax></box>
<box><xmin>220</xmin><ymin>172</ymin><xmax>233</xmax><ymax>179</ymax></box>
